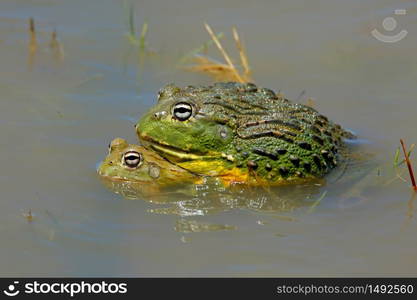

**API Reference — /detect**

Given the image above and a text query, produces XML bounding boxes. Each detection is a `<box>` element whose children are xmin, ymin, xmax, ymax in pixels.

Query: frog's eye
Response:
<box><xmin>123</xmin><ymin>151</ymin><xmax>142</xmax><ymax>169</ymax></box>
<box><xmin>172</xmin><ymin>102</ymin><xmax>193</xmax><ymax>121</ymax></box>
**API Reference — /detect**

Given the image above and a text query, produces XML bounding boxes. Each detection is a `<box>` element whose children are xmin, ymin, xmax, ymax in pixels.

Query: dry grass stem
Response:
<box><xmin>232</xmin><ymin>26</ymin><xmax>251</xmax><ymax>78</ymax></box>
<box><xmin>400</xmin><ymin>139</ymin><xmax>417</xmax><ymax>190</ymax></box>
<box><xmin>184</xmin><ymin>24</ymin><xmax>253</xmax><ymax>83</ymax></box>
<box><xmin>28</xmin><ymin>18</ymin><xmax>37</xmax><ymax>68</ymax></box>
<box><xmin>49</xmin><ymin>29</ymin><xmax>65</xmax><ymax>61</ymax></box>
<box><xmin>185</xmin><ymin>55</ymin><xmax>240</xmax><ymax>82</ymax></box>
<box><xmin>204</xmin><ymin>23</ymin><xmax>244</xmax><ymax>82</ymax></box>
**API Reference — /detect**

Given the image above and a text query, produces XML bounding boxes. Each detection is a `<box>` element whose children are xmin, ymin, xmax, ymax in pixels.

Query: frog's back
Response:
<box><xmin>188</xmin><ymin>82</ymin><xmax>354</xmax><ymax>183</ymax></box>
<box><xmin>138</xmin><ymin>82</ymin><xmax>355</xmax><ymax>185</ymax></box>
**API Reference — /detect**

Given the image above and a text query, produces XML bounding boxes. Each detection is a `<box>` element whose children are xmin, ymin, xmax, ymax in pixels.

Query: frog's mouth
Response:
<box><xmin>140</xmin><ymin>135</ymin><xmax>213</xmax><ymax>162</ymax></box>
<box><xmin>97</xmin><ymin>164</ymin><xmax>147</xmax><ymax>183</ymax></box>
<box><xmin>99</xmin><ymin>173</ymin><xmax>149</xmax><ymax>183</ymax></box>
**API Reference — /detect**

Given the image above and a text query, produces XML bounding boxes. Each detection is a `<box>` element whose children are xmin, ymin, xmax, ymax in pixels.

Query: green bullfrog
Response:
<box><xmin>98</xmin><ymin>139</ymin><xmax>323</xmax><ymax>211</ymax></box>
<box><xmin>98</xmin><ymin>139</ymin><xmax>377</xmax><ymax>216</ymax></box>
<box><xmin>136</xmin><ymin>82</ymin><xmax>355</xmax><ymax>186</ymax></box>
<box><xmin>97</xmin><ymin>138</ymin><xmax>201</xmax><ymax>188</ymax></box>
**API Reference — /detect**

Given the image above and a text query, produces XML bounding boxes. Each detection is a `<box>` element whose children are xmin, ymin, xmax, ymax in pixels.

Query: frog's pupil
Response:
<box><xmin>123</xmin><ymin>151</ymin><xmax>142</xmax><ymax>168</ymax></box>
<box><xmin>173</xmin><ymin>103</ymin><xmax>192</xmax><ymax>121</ymax></box>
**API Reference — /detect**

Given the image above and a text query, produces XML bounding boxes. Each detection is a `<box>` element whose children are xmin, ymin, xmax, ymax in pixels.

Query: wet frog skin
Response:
<box><xmin>97</xmin><ymin>138</ymin><xmax>200</xmax><ymax>186</ymax></box>
<box><xmin>136</xmin><ymin>82</ymin><xmax>355</xmax><ymax>185</ymax></box>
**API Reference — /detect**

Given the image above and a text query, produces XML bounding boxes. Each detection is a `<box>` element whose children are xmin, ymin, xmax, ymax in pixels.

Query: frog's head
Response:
<box><xmin>136</xmin><ymin>84</ymin><xmax>236</xmax><ymax>169</ymax></box>
<box><xmin>98</xmin><ymin>137</ymin><xmax>201</xmax><ymax>185</ymax></box>
<box><xmin>97</xmin><ymin>138</ymin><xmax>166</xmax><ymax>182</ymax></box>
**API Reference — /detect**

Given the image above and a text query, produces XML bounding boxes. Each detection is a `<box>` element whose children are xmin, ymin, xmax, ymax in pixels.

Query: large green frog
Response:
<box><xmin>136</xmin><ymin>82</ymin><xmax>355</xmax><ymax>186</ymax></box>
<box><xmin>98</xmin><ymin>138</ymin><xmax>201</xmax><ymax>187</ymax></box>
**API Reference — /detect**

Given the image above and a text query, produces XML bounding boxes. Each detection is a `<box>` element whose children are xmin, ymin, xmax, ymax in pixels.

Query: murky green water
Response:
<box><xmin>0</xmin><ymin>0</ymin><xmax>416</xmax><ymax>276</ymax></box>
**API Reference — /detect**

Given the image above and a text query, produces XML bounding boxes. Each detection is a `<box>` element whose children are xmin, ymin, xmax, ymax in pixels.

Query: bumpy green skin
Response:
<box><xmin>136</xmin><ymin>82</ymin><xmax>354</xmax><ymax>184</ymax></box>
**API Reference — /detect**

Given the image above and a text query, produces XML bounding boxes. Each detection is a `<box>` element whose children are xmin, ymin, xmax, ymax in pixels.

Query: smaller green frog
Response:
<box><xmin>97</xmin><ymin>138</ymin><xmax>201</xmax><ymax>187</ymax></box>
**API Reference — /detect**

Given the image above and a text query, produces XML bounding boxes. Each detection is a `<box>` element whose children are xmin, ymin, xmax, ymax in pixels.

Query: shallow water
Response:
<box><xmin>0</xmin><ymin>0</ymin><xmax>416</xmax><ymax>276</ymax></box>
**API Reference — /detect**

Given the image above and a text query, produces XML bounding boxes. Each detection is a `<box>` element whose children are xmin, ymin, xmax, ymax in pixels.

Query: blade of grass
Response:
<box><xmin>393</xmin><ymin>147</ymin><xmax>400</xmax><ymax>167</ymax></box>
<box><xmin>408</xmin><ymin>144</ymin><xmax>415</xmax><ymax>159</ymax></box>
<box><xmin>398</xmin><ymin>144</ymin><xmax>415</xmax><ymax>166</ymax></box>
<box><xmin>139</xmin><ymin>22</ymin><xmax>148</xmax><ymax>51</ymax></box>
<box><xmin>296</xmin><ymin>89</ymin><xmax>306</xmax><ymax>102</ymax></box>
<box><xmin>187</xmin><ymin>54</ymin><xmax>229</xmax><ymax>69</ymax></box>
<box><xmin>124</xmin><ymin>3</ymin><xmax>147</xmax><ymax>51</ymax></box>
<box><xmin>29</xmin><ymin>18</ymin><xmax>37</xmax><ymax>48</ymax></box>
<box><xmin>49</xmin><ymin>29</ymin><xmax>64</xmax><ymax>61</ymax></box>
<box><xmin>204</xmin><ymin>23</ymin><xmax>243</xmax><ymax>83</ymax></box>
<box><xmin>232</xmin><ymin>26</ymin><xmax>251</xmax><ymax>79</ymax></box>
<box><xmin>128</xmin><ymin>3</ymin><xmax>135</xmax><ymax>37</ymax></box>
<box><xmin>400</xmin><ymin>139</ymin><xmax>417</xmax><ymax>190</ymax></box>
<box><xmin>28</xmin><ymin>17</ymin><xmax>37</xmax><ymax>69</ymax></box>
<box><xmin>177</xmin><ymin>32</ymin><xmax>224</xmax><ymax>65</ymax></box>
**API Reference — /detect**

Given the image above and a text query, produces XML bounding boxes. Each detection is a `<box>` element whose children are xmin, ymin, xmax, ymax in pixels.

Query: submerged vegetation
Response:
<box><xmin>28</xmin><ymin>18</ymin><xmax>37</xmax><ymax>68</ymax></box>
<box><xmin>27</xmin><ymin>18</ymin><xmax>64</xmax><ymax>69</ymax></box>
<box><xmin>388</xmin><ymin>141</ymin><xmax>416</xmax><ymax>190</ymax></box>
<box><xmin>49</xmin><ymin>29</ymin><xmax>65</xmax><ymax>62</ymax></box>
<box><xmin>125</xmin><ymin>2</ymin><xmax>148</xmax><ymax>52</ymax></box>
<box><xmin>123</xmin><ymin>2</ymin><xmax>251</xmax><ymax>83</ymax></box>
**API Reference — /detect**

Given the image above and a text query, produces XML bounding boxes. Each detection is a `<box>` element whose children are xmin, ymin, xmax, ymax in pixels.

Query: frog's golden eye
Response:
<box><xmin>123</xmin><ymin>151</ymin><xmax>143</xmax><ymax>169</ymax></box>
<box><xmin>172</xmin><ymin>102</ymin><xmax>193</xmax><ymax>121</ymax></box>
